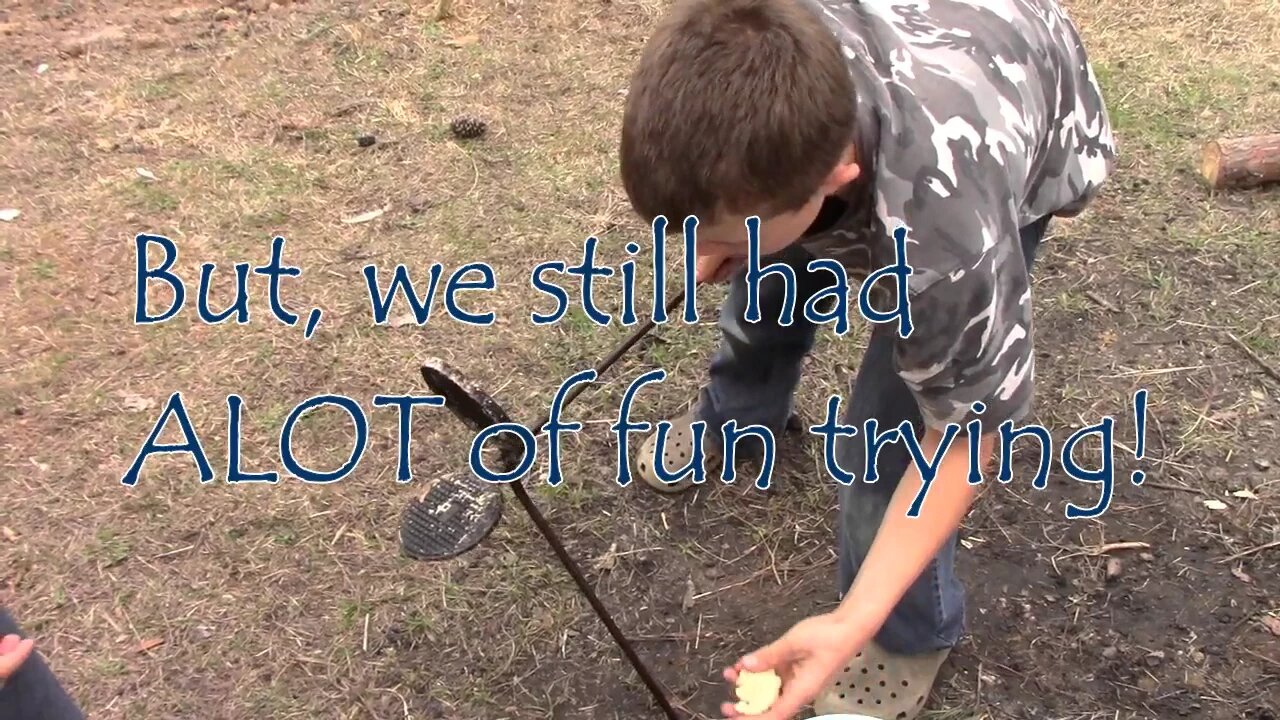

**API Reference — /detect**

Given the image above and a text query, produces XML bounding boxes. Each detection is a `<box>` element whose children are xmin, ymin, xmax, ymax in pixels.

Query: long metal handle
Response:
<box><xmin>507</xmin><ymin>481</ymin><xmax>682</xmax><ymax>720</ymax></box>
<box><xmin>527</xmin><ymin>288</ymin><xmax>687</xmax><ymax>432</ymax></box>
<box><xmin>499</xmin><ymin>288</ymin><xmax>692</xmax><ymax>720</ymax></box>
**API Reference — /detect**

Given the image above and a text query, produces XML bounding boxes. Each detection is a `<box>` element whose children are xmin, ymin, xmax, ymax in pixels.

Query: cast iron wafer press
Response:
<box><xmin>400</xmin><ymin>290</ymin><xmax>691</xmax><ymax>720</ymax></box>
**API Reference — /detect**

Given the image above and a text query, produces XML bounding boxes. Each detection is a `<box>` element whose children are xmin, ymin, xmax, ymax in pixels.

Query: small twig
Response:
<box><xmin>153</xmin><ymin>544</ymin><xmax>194</xmax><ymax>559</ymax></box>
<box><xmin>1105</xmin><ymin>364</ymin><xmax>1214</xmax><ymax>378</ymax></box>
<box><xmin>1228</xmin><ymin>279</ymin><xmax>1263</xmax><ymax>297</ymax></box>
<box><xmin>1092</xmin><ymin>541</ymin><xmax>1151</xmax><ymax>554</ymax></box>
<box><xmin>632</xmin><ymin>633</ymin><xmax>698</xmax><ymax>642</ymax></box>
<box><xmin>1141</xmin><ymin>480</ymin><xmax>1210</xmax><ymax>497</ymax></box>
<box><xmin>1226</xmin><ymin>333</ymin><xmax>1280</xmax><ymax>383</ymax></box>
<box><xmin>691</xmin><ymin>569</ymin><xmax>769</xmax><ymax>600</ymax></box>
<box><xmin>1085</xmin><ymin>290</ymin><xmax>1119</xmax><ymax>313</ymax></box>
<box><xmin>1241</xmin><ymin>645</ymin><xmax>1280</xmax><ymax>669</ymax></box>
<box><xmin>1058</xmin><ymin>541</ymin><xmax>1150</xmax><ymax>560</ymax></box>
<box><xmin>329</xmin><ymin>99</ymin><xmax>373</xmax><ymax>117</ymax></box>
<box><xmin>1218</xmin><ymin>538</ymin><xmax>1280</xmax><ymax>564</ymax></box>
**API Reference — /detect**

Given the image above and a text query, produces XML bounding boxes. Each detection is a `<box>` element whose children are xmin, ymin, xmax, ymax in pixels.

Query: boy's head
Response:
<box><xmin>619</xmin><ymin>0</ymin><xmax>862</xmax><ymax>259</ymax></box>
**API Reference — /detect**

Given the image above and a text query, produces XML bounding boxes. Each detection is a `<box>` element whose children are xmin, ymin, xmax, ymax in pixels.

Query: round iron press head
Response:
<box><xmin>400</xmin><ymin>471</ymin><xmax>503</xmax><ymax>561</ymax></box>
<box><xmin>420</xmin><ymin>358</ymin><xmax>513</xmax><ymax>431</ymax></box>
<box><xmin>402</xmin><ymin>359</ymin><xmax>512</xmax><ymax>562</ymax></box>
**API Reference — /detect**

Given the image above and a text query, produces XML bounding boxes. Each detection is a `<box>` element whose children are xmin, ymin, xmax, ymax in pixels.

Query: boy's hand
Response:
<box><xmin>720</xmin><ymin>612</ymin><xmax>869</xmax><ymax>720</ymax></box>
<box><xmin>695</xmin><ymin>253</ymin><xmax>744</xmax><ymax>284</ymax></box>
<box><xmin>0</xmin><ymin>633</ymin><xmax>35</xmax><ymax>682</ymax></box>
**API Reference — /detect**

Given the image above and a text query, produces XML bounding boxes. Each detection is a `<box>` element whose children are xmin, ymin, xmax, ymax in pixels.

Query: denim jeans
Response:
<box><xmin>0</xmin><ymin>607</ymin><xmax>86</xmax><ymax>720</ymax></box>
<box><xmin>693</xmin><ymin>217</ymin><xmax>1050</xmax><ymax>655</ymax></box>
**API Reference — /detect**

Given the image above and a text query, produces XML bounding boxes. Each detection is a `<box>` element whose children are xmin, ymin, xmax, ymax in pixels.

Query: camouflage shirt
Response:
<box><xmin>796</xmin><ymin>0</ymin><xmax>1116</xmax><ymax>431</ymax></box>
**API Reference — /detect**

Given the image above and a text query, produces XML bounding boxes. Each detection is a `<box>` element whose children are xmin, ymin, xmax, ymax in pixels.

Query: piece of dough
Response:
<box><xmin>734</xmin><ymin>669</ymin><xmax>782</xmax><ymax>715</ymax></box>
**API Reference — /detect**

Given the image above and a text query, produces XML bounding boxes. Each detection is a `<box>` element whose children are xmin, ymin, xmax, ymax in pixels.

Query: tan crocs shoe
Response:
<box><xmin>635</xmin><ymin>410</ymin><xmax>723</xmax><ymax>494</ymax></box>
<box><xmin>812</xmin><ymin>640</ymin><xmax>950</xmax><ymax>719</ymax></box>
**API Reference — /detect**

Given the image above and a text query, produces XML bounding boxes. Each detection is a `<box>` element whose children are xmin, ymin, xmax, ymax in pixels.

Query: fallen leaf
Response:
<box><xmin>119</xmin><ymin>393</ymin><xmax>156</xmax><ymax>412</ymax></box>
<box><xmin>2</xmin><ymin>527</ymin><xmax>18</xmax><ymax>542</ymax></box>
<box><xmin>342</xmin><ymin>207</ymin><xmax>386</xmax><ymax>224</ymax></box>
<box><xmin>1250</xmin><ymin>390</ymin><xmax>1266</xmax><ymax>401</ymax></box>
<box><xmin>1231</xmin><ymin>489</ymin><xmax>1258</xmax><ymax>500</ymax></box>
<box><xmin>59</xmin><ymin>26</ymin><xmax>127</xmax><ymax>56</ymax></box>
<box><xmin>591</xmin><ymin>542</ymin><xmax>619</xmax><ymax>572</ymax></box>
<box><xmin>388</xmin><ymin>313</ymin><xmax>418</xmax><ymax>328</ymax></box>
<box><xmin>1262</xmin><ymin>615</ymin><xmax>1280</xmax><ymax>637</ymax></box>
<box><xmin>136</xmin><ymin>167</ymin><xmax>157</xmax><ymax>181</ymax></box>
<box><xmin>0</xmin><ymin>209</ymin><xmax>20</xmax><ymax>222</ymax></box>
<box><xmin>1231</xmin><ymin>566</ymin><xmax>1252</xmax><ymax>583</ymax></box>
<box><xmin>1203</xmin><ymin>499</ymin><xmax>1228</xmax><ymax>511</ymax></box>
<box><xmin>446</xmin><ymin>35</ymin><xmax>478</xmax><ymax>47</ymax></box>
<box><xmin>136</xmin><ymin>638</ymin><xmax>165</xmax><ymax>653</ymax></box>
<box><xmin>681</xmin><ymin>579</ymin><xmax>697</xmax><ymax>610</ymax></box>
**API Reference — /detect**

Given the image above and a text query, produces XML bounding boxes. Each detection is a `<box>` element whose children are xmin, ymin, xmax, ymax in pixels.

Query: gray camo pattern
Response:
<box><xmin>796</xmin><ymin>0</ymin><xmax>1116</xmax><ymax>430</ymax></box>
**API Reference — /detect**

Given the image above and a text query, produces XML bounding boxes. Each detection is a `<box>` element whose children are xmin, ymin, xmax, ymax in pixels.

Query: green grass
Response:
<box><xmin>32</xmin><ymin>258</ymin><xmax>56</xmax><ymax>279</ymax></box>
<box><xmin>1242</xmin><ymin>331</ymin><xmax>1277</xmax><ymax>354</ymax></box>
<box><xmin>338</xmin><ymin>599</ymin><xmax>372</xmax><ymax>630</ymax></box>
<box><xmin>92</xmin><ymin>529</ymin><xmax>132</xmax><ymax>568</ymax></box>
<box><xmin>123</xmin><ymin>181</ymin><xmax>181</xmax><ymax>213</ymax></box>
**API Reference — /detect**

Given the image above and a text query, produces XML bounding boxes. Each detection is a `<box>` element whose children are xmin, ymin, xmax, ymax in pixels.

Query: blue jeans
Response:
<box><xmin>694</xmin><ymin>217</ymin><xmax>1050</xmax><ymax>654</ymax></box>
<box><xmin>0</xmin><ymin>607</ymin><xmax>86</xmax><ymax>720</ymax></box>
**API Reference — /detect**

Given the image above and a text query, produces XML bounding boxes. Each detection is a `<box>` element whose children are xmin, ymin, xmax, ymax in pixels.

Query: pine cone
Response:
<box><xmin>450</xmin><ymin>115</ymin><xmax>487</xmax><ymax>140</ymax></box>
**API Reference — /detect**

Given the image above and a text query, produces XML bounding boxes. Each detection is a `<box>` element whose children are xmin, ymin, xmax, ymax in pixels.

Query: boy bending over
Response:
<box><xmin>619</xmin><ymin>0</ymin><xmax>1114</xmax><ymax>717</ymax></box>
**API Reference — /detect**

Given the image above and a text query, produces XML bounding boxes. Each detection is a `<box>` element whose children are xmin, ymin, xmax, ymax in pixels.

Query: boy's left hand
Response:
<box><xmin>720</xmin><ymin>611</ymin><xmax>870</xmax><ymax>720</ymax></box>
<box><xmin>0</xmin><ymin>633</ymin><xmax>36</xmax><ymax>683</ymax></box>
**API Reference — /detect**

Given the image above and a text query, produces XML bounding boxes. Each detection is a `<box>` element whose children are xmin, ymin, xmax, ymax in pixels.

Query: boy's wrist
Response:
<box><xmin>833</xmin><ymin>584</ymin><xmax>894</xmax><ymax>634</ymax></box>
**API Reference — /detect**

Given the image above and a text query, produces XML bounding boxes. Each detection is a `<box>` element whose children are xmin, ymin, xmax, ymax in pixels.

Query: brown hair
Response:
<box><xmin>619</xmin><ymin>0</ymin><xmax>858</xmax><ymax>226</ymax></box>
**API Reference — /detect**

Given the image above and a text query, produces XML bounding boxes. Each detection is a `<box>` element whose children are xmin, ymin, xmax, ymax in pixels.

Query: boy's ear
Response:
<box><xmin>820</xmin><ymin>145</ymin><xmax>861</xmax><ymax>194</ymax></box>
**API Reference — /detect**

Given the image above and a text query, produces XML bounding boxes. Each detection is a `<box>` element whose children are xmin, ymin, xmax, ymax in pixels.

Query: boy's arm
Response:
<box><xmin>836</xmin><ymin>214</ymin><xmax>1035</xmax><ymax>630</ymax></box>
<box><xmin>833</xmin><ymin>426</ymin><xmax>993</xmax><ymax>632</ymax></box>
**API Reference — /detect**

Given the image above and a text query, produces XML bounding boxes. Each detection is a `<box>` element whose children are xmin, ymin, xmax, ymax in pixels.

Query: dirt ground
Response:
<box><xmin>1</xmin><ymin>0</ymin><xmax>1278</xmax><ymax>718</ymax></box>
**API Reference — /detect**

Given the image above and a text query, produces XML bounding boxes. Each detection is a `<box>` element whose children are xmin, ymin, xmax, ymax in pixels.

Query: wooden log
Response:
<box><xmin>1200</xmin><ymin>133</ymin><xmax>1280</xmax><ymax>190</ymax></box>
